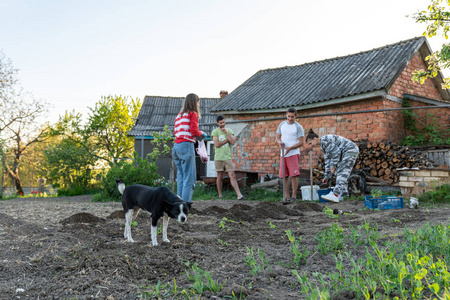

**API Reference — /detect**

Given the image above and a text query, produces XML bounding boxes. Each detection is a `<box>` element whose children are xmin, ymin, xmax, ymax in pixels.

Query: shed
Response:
<box><xmin>128</xmin><ymin>96</ymin><xmax>222</xmax><ymax>180</ymax></box>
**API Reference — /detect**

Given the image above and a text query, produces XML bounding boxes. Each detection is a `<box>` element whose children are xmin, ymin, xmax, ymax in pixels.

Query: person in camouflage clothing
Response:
<box><xmin>305</xmin><ymin>129</ymin><xmax>359</xmax><ymax>202</ymax></box>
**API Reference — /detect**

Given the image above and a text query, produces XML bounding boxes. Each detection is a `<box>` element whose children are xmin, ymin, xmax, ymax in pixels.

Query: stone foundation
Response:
<box><xmin>398</xmin><ymin>168</ymin><xmax>450</xmax><ymax>198</ymax></box>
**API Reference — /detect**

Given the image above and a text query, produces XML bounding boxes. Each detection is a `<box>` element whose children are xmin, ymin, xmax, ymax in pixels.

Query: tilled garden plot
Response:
<box><xmin>0</xmin><ymin>195</ymin><xmax>448</xmax><ymax>299</ymax></box>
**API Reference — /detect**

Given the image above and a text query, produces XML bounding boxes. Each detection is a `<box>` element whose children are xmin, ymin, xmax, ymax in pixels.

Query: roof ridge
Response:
<box><xmin>259</xmin><ymin>36</ymin><xmax>424</xmax><ymax>73</ymax></box>
<box><xmin>144</xmin><ymin>95</ymin><xmax>221</xmax><ymax>100</ymax></box>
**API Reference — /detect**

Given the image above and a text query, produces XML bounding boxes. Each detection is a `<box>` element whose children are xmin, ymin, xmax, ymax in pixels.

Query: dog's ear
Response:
<box><xmin>187</xmin><ymin>202</ymin><xmax>192</xmax><ymax>210</ymax></box>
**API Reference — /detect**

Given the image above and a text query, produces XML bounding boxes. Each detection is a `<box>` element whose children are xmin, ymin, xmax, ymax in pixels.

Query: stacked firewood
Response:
<box><xmin>313</xmin><ymin>139</ymin><xmax>437</xmax><ymax>185</ymax></box>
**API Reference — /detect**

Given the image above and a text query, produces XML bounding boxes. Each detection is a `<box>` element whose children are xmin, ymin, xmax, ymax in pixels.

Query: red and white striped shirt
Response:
<box><xmin>174</xmin><ymin>111</ymin><xmax>204</xmax><ymax>143</ymax></box>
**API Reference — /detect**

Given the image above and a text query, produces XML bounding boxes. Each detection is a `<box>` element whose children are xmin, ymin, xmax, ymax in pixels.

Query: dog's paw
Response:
<box><xmin>127</xmin><ymin>238</ymin><xmax>135</xmax><ymax>243</ymax></box>
<box><xmin>163</xmin><ymin>238</ymin><xmax>170</xmax><ymax>243</ymax></box>
<box><xmin>152</xmin><ymin>241</ymin><xmax>159</xmax><ymax>247</ymax></box>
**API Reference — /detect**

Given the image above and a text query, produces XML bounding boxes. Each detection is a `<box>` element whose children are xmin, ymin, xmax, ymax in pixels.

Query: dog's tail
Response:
<box><xmin>116</xmin><ymin>179</ymin><xmax>126</xmax><ymax>195</ymax></box>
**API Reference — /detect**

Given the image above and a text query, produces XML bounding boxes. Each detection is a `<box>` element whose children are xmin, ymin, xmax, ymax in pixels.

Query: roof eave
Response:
<box><xmin>214</xmin><ymin>90</ymin><xmax>388</xmax><ymax>115</ymax></box>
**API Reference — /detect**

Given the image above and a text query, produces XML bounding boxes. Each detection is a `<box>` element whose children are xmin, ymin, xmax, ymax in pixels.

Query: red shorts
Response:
<box><xmin>279</xmin><ymin>154</ymin><xmax>300</xmax><ymax>178</ymax></box>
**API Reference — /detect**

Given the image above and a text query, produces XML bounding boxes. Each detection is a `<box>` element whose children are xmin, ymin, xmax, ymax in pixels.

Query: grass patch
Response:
<box><xmin>192</xmin><ymin>181</ymin><xmax>282</xmax><ymax>201</ymax></box>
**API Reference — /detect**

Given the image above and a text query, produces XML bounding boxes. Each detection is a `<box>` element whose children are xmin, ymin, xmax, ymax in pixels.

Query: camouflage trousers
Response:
<box><xmin>333</xmin><ymin>153</ymin><xmax>358</xmax><ymax>196</ymax></box>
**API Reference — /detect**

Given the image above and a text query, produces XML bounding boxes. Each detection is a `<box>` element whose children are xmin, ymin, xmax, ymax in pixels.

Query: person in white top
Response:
<box><xmin>276</xmin><ymin>108</ymin><xmax>304</xmax><ymax>202</ymax></box>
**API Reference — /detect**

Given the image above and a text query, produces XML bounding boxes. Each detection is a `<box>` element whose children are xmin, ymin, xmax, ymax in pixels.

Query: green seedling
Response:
<box><xmin>315</xmin><ymin>223</ymin><xmax>345</xmax><ymax>255</ymax></box>
<box><xmin>323</xmin><ymin>206</ymin><xmax>339</xmax><ymax>219</ymax></box>
<box><xmin>286</xmin><ymin>230</ymin><xmax>311</xmax><ymax>265</ymax></box>
<box><xmin>370</xmin><ymin>188</ymin><xmax>383</xmax><ymax>198</ymax></box>
<box><xmin>245</xmin><ymin>246</ymin><xmax>270</xmax><ymax>276</ymax></box>
<box><xmin>219</xmin><ymin>217</ymin><xmax>236</xmax><ymax>230</ymax></box>
<box><xmin>217</xmin><ymin>239</ymin><xmax>228</xmax><ymax>247</ymax></box>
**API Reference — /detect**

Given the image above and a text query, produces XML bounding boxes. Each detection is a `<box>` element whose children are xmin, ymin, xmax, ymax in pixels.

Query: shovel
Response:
<box><xmin>310</xmin><ymin>150</ymin><xmax>313</xmax><ymax>201</ymax></box>
<box><xmin>281</xmin><ymin>144</ymin><xmax>288</xmax><ymax>204</ymax></box>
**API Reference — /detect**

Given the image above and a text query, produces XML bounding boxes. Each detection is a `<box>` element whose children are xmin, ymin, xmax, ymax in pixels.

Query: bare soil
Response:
<box><xmin>1</xmin><ymin>195</ymin><xmax>449</xmax><ymax>299</ymax></box>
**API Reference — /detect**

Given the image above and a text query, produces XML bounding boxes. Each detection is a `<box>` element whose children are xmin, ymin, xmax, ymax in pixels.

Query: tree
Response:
<box><xmin>42</xmin><ymin>137</ymin><xmax>97</xmax><ymax>189</ymax></box>
<box><xmin>86</xmin><ymin>95</ymin><xmax>141</xmax><ymax>165</ymax></box>
<box><xmin>0</xmin><ymin>53</ymin><xmax>50</xmax><ymax>195</ymax></box>
<box><xmin>412</xmin><ymin>0</ymin><xmax>450</xmax><ymax>89</ymax></box>
<box><xmin>0</xmin><ymin>95</ymin><xmax>49</xmax><ymax>194</ymax></box>
<box><xmin>44</xmin><ymin>111</ymin><xmax>98</xmax><ymax>190</ymax></box>
<box><xmin>0</xmin><ymin>51</ymin><xmax>18</xmax><ymax>102</ymax></box>
<box><xmin>44</xmin><ymin>96</ymin><xmax>141</xmax><ymax>190</ymax></box>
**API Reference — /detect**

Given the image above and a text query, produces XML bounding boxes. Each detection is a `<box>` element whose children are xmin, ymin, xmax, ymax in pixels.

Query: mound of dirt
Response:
<box><xmin>200</xmin><ymin>205</ymin><xmax>228</xmax><ymax>215</ymax></box>
<box><xmin>292</xmin><ymin>202</ymin><xmax>324</xmax><ymax>212</ymax></box>
<box><xmin>107</xmin><ymin>210</ymin><xmax>125</xmax><ymax>219</ymax></box>
<box><xmin>61</xmin><ymin>212</ymin><xmax>105</xmax><ymax>225</ymax></box>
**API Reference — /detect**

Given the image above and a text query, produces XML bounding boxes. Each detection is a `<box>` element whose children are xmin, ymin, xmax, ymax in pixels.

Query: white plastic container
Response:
<box><xmin>301</xmin><ymin>185</ymin><xmax>320</xmax><ymax>201</ymax></box>
<box><xmin>410</xmin><ymin>197</ymin><xmax>419</xmax><ymax>209</ymax></box>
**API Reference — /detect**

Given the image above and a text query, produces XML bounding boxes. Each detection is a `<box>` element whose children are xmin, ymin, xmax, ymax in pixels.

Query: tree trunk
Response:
<box><xmin>14</xmin><ymin>177</ymin><xmax>24</xmax><ymax>195</ymax></box>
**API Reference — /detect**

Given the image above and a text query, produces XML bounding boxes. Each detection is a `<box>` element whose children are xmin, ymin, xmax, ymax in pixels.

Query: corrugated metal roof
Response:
<box><xmin>211</xmin><ymin>37</ymin><xmax>428</xmax><ymax>112</ymax></box>
<box><xmin>128</xmin><ymin>96</ymin><xmax>221</xmax><ymax>137</ymax></box>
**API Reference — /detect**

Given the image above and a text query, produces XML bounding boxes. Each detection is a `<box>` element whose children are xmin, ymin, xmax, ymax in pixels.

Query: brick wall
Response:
<box><xmin>229</xmin><ymin>52</ymin><xmax>449</xmax><ymax>178</ymax></box>
<box><xmin>389</xmin><ymin>53</ymin><xmax>443</xmax><ymax>100</ymax></box>
<box><xmin>231</xmin><ymin>98</ymin><xmax>407</xmax><ymax>176</ymax></box>
<box><xmin>398</xmin><ymin>168</ymin><xmax>450</xmax><ymax>197</ymax></box>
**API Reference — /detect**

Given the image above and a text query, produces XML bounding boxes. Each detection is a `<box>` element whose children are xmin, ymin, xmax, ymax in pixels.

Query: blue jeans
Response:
<box><xmin>172</xmin><ymin>142</ymin><xmax>196</xmax><ymax>203</ymax></box>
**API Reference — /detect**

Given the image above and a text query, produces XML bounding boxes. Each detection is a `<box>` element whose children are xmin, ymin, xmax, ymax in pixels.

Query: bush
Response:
<box><xmin>92</xmin><ymin>152</ymin><xmax>160</xmax><ymax>202</ymax></box>
<box><xmin>418</xmin><ymin>184</ymin><xmax>450</xmax><ymax>204</ymax></box>
<box><xmin>57</xmin><ymin>185</ymin><xmax>102</xmax><ymax>197</ymax></box>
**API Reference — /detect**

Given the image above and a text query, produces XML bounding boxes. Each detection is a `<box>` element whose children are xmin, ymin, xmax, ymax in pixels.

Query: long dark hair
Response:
<box><xmin>180</xmin><ymin>93</ymin><xmax>201</xmax><ymax>118</ymax></box>
<box><xmin>305</xmin><ymin>129</ymin><xmax>319</xmax><ymax>142</ymax></box>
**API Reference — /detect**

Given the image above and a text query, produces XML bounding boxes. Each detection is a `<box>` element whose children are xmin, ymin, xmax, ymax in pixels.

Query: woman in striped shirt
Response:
<box><xmin>172</xmin><ymin>93</ymin><xmax>206</xmax><ymax>203</ymax></box>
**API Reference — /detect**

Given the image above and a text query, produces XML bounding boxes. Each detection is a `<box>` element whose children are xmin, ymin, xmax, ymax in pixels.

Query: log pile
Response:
<box><xmin>313</xmin><ymin>139</ymin><xmax>437</xmax><ymax>185</ymax></box>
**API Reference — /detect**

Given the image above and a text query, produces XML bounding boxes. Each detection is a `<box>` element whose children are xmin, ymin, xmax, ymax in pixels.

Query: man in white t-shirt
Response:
<box><xmin>276</xmin><ymin>108</ymin><xmax>304</xmax><ymax>202</ymax></box>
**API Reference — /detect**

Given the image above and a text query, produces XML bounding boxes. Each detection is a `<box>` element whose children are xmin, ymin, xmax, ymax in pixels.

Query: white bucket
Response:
<box><xmin>301</xmin><ymin>185</ymin><xmax>320</xmax><ymax>201</ymax></box>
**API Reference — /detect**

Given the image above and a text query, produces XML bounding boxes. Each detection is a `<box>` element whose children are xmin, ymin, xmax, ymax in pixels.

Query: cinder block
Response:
<box><xmin>410</xmin><ymin>176</ymin><xmax>424</xmax><ymax>182</ymax></box>
<box><xmin>399</xmin><ymin>171</ymin><xmax>415</xmax><ymax>177</ymax></box>
<box><xmin>431</xmin><ymin>171</ymin><xmax>450</xmax><ymax>177</ymax></box>
<box><xmin>424</xmin><ymin>177</ymin><xmax>443</xmax><ymax>182</ymax></box>
<box><xmin>399</xmin><ymin>176</ymin><xmax>409</xmax><ymax>182</ymax></box>
<box><xmin>415</xmin><ymin>171</ymin><xmax>431</xmax><ymax>177</ymax></box>
<box><xmin>399</xmin><ymin>182</ymin><xmax>415</xmax><ymax>187</ymax></box>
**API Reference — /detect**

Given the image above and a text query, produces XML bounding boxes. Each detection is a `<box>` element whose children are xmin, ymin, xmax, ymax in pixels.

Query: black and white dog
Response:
<box><xmin>116</xmin><ymin>179</ymin><xmax>191</xmax><ymax>246</ymax></box>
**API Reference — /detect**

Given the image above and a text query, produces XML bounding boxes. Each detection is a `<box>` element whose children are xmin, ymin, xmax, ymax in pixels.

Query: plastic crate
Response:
<box><xmin>317</xmin><ymin>188</ymin><xmax>333</xmax><ymax>203</ymax></box>
<box><xmin>364</xmin><ymin>195</ymin><xmax>404</xmax><ymax>210</ymax></box>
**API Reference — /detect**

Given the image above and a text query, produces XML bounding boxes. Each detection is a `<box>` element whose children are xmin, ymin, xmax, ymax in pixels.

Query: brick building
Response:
<box><xmin>211</xmin><ymin>37</ymin><xmax>450</xmax><ymax>179</ymax></box>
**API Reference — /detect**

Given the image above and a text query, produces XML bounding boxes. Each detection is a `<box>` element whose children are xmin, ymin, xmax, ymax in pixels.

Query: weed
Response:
<box><xmin>186</xmin><ymin>263</ymin><xmax>226</xmax><ymax>295</ymax></box>
<box><xmin>419</xmin><ymin>184</ymin><xmax>450</xmax><ymax>204</ymax></box>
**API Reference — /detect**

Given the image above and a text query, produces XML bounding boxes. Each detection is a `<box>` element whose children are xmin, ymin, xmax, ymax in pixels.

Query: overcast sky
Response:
<box><xmin>0</xmin><ymin>0</ymin><xmax>447</xmax><ymax>124</ymax></box>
